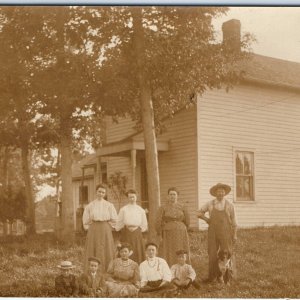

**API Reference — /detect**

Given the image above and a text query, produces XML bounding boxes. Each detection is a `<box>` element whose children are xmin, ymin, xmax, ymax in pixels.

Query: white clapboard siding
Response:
<box><xmin>197</xmin><ymin>83</ymin><xmax>300</xmax><ymax>228</ymax></box>
<box><xmin>158</xmin><ymin>107</ymin><xmax>198</xmax><ymax>228</ymax></box>
<box><xmin>105</xmin><ymin>116</ymin><xmax>137</xmax><ymax>144</ymax></box>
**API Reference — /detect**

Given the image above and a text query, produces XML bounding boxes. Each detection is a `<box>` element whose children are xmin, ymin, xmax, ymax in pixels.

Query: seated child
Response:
<box><xmin>139</xmin><ymin>242</ymin><xmax>176</xmax><ymax>294</ymax></box>
<box><xmin>171</xmin><ymin>250</ymin><xmax>200</xmax><ymax>291</ymax></box>
<box><xmin>79</xmin><ymin>257</ymin><xmax>107</xmax><ymax>297</ymax></box>
<box><xmin>55</xmin><ymin>261</ymin><xmax>79</xmax><ymax>297</ymax></box>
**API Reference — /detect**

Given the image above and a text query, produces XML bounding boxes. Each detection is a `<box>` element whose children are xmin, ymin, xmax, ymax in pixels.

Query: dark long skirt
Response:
<box><xmin>159</xmin><ymin>222</ymin><xmax>190</xmax><ymax>266</ymax></box>
<box><xmin>84</xmin><ymin>221</ymin><xmax>115</xmax><ymax>273</ymax></box>
<box><xmin>120</xmin><ymin>227</ymin><xmax>145</xmax><ymax>264</ymax></box>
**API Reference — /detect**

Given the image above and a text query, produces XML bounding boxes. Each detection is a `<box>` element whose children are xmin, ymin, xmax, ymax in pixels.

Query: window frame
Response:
<box><xmin>233</xmin><ymin>147</ymin><xmax>256</xmax><ymax>203</ymax></box>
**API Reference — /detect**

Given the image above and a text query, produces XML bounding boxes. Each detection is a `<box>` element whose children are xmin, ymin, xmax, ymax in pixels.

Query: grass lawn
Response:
<box><xmin>0</xmin><ymin>226</ymin><xmax>299</xmax><ymax>297</ymax></box>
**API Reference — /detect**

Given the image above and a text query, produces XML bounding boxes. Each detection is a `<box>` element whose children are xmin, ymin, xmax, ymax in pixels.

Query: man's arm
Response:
<box><xmin>196</xmin><ymin>201</ymin><xmax>210</xmax><ymax>224</ymax></box>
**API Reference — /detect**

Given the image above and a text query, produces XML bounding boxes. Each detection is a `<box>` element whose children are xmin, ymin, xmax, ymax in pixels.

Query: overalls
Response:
<box><xmin>207</xmin><ymin>203</ymin><xmax>233</xmax><ymax>280</ymax></box>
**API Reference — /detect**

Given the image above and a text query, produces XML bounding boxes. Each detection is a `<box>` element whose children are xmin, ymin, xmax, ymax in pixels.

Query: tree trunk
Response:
<box><xmin>132</xmin><ymin>8</ymin><xmax>160</xmax><ymax>240</ymax></box>
<box><xmin>60</xmin><ymin>118</ymin><xmax>75</xmax><ymax>243</ymax></box>
<box><xmin>20</xmin><ymin>142</ymin><xmax>36</xmax><ymax>235</ymax></box>
<box><xmin>0</xmin><ymin>146</ymin><xmax>9</xmax><ymax>189</ymax></box>
<box><xmin>54</xmin><ymin>147</ymin><xmax>62</xmax><ymax>239</ymax></box>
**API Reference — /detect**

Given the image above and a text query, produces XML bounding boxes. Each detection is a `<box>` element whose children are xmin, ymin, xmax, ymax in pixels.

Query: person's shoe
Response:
<box><xmin>192</xmin><ymin>280</ymin><xmax>201</xmax><ymax>289</ymax></box>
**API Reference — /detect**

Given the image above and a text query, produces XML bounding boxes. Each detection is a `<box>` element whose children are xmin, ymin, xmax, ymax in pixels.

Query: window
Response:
<box><xmin>235</xmin><ymin>151</ymin><xmax>255</xmax><ymax>201</ymax></box>
<box><xmin>101</xmin><ymin>163</ymin><xmax>108</xmax><ymax>184</ymax></box>
<box><xmin>79</xmin><ymin>185</ymin><xmax>89</xmax><ymax>205</ymax></box>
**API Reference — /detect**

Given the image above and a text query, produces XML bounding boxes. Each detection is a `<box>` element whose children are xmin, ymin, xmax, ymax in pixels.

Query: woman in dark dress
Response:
<box><xmin>156</xmin><ymin>187</ymin><xmax>190</xmax><ymax>266</ymax></box>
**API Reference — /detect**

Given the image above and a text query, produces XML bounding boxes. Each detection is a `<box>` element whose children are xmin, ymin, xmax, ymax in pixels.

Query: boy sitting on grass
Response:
<box><xmin>79</xmin><ymin>257</ymin><xmax>107</xmax><ymax>297</ymax></box>
<box><xmin>171</xmin><ymin>250</ymin><xmax>200</xmax><ymax>294</ymax></box>
<box><xmin>55</xmin><ymin>261</ymin><xmax>79</xmax><ymax>297</ymax></box>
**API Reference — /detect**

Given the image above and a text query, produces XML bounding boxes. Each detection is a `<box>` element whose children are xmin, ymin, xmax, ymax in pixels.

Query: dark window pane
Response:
<box><xmin>236</xmin><ymin>154</ymin><xmax>243</xmax><ymax>174</ymax></box>
<box><xmin>236</xmin><ymin>176</ymin><xmax>253</xmax><ymax>201</ymax></box>
<box><xmin>101</xmin><ymin>162</ymin><xmax>108</xmax><ymax>184</ymax></box>
<box><xmin>243</xmin><ymin>177</ymin><xmax>250</xmax><ymax>197</ymax></box>
<box><xmin>244</xmin><ymin>156</ymin><xmax>251</xmax><ymax>175</ymax></box>
<box><xmin>236</xmin><ymin>176</ymin><xmax>243</xmax><ymax>197</ymax></box>
<box><xmin>79</xmin><ymin>185</ymin><xmax>88</xmax><ymax>204</ymax></box>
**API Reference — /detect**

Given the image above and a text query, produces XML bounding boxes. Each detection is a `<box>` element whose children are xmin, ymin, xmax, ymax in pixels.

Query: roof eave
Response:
<box><xmin>242</xmin><ymin>76</ymin><xmax>300</xmax><ymax>94</ymax></box>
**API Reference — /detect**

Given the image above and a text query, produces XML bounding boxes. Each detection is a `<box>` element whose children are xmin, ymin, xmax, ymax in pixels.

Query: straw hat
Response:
<box><xmin>209</xmin><ymin>183</ymin><xmax>231</xmax><ymax>197</ymax></box>
<box><xmin>57</xmin><ymin>261</ymin><xmax>75</xmax><ymax>269</ymax></box>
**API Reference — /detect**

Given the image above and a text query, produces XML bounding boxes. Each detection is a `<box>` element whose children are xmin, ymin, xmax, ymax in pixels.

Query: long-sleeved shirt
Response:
<box><xmin>55</xmin><ymin>274</ymin><xmax>79</xmax><ymax>297</ymax></box>
<box><xmin>197</xmin><ymin>198</ymin><xmax>238</xmax><ymax>236</ymax></box>
<box><xmin>106</xmin><ymin>258</ymin><xmax>140</xmax><ymax>284</ymax></box>
<box><xmin>170</xmin><ymin>263</ymin><xmax>196</xmax><ymax>282</ymax></box>
<box><xmin>79</xmin><ymin>272</ymin><xmax>107</xmax><ymax>296</ymax></box>
<box><xmin>155</xmin><ymin>202</ymin><xmax>190</xmax><ymax>234</ymax></box>
<box><xmin>139</xmin><ymin>257</ymin><xmax>172</xmax><ymax>287</ymax></box>
<box><xmin>82</xmin><ymin>199</ymin><xmax>117</xmax><ymax>230</ymax></box>
<box><xmin>115</xmin><ymin>204</ymin><xmax>148</xmax><ymax>232</ymax></box>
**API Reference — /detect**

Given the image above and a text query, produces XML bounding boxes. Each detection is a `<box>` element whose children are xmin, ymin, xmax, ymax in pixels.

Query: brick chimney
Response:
<box><xmin>222</xmin><ymin>19</ymin><xmax>241</xmax><ymax>52</ymax></box>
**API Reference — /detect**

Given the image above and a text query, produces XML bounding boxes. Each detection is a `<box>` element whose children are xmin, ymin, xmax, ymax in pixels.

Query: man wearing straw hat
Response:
<box><xmin>55</xmin><ymin>261</ymin><xmax>79</xmax><ymax>296</ymax></box>
<box><xmin>197</xmin><ymin>183</ymin><xmax>237</xmax><ymax>284</ymax></box>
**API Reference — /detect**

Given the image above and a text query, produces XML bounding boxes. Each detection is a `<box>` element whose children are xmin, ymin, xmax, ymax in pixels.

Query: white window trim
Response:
<box><xmin>232</xmin><ymin>147</ymin><xmax>256</xmax><ymax>203</ymax></box>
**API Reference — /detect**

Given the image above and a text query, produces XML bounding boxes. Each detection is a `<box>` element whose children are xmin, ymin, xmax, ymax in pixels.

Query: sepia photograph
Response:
<box><xmin>0</xmin><ymin>4</ymin><xmax>299</xmax><ymax>298</ymax></box>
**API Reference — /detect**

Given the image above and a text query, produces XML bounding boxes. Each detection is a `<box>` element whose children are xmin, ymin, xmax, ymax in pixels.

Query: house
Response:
<box><xmin>0</xmin><ymin>219</ymin><xmax>26</xmax><ymax>236</ymax></box>
<box><xmin>35</xmin><ymin>196</ymin><xmax>57</xmax><ymax>233</ymax></box>
<box><xmin>72</xmin><ymin>19</ymin><xmax>300</xmax><ymax>230</ymax></box>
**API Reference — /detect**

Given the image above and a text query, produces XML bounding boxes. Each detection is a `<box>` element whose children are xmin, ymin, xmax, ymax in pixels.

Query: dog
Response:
<box><xmin>217</xmin><ymin>249</ymin><xmax>233</xmax><ymax>285</ymax></box>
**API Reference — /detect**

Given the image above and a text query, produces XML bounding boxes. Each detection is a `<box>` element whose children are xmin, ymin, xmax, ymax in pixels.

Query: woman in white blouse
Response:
<box><xmin>82</xmin><ymin>184</ymin><xmax>117</xmax><ymax>273</ymax></box>
<box><xmin>139</xmin><ymin>242</ymin><xmax>175</xmax><ymax>293</ymax></box>
<box><xmin>115</xmin><ymin>189</ymin><xmax>148</xmax><ymax>264</ymax></box>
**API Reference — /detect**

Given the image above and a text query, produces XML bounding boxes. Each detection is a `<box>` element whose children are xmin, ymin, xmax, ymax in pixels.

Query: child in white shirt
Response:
<box><xmin>170</xmin><ymin>249</ymin><xmax>200</xmax><ymax>291</ymax></box>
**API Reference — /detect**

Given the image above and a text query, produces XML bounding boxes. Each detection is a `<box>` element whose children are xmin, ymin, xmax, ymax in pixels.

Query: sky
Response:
<box><xmin>213</xmin><ymin>7</ymin><xmax>300</xmax><ymax>63</ymax></box>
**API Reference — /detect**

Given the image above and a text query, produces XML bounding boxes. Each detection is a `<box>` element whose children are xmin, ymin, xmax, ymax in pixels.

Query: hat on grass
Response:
<box><xmin>209</xmin><ymin>183</ymin><xmax>231</xmax><ymax>197</ymax></box>
<box><xmin>57</xmin><ymin>261</ymin><xmax>75</xmax><ymax>269</ymax></box>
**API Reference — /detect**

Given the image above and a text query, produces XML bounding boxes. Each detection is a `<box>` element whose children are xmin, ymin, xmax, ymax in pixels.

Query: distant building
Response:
<box><xmin>0</xmin><ymin>220</ymin><xmax>26</xmax><ymax>236</ymax></box>
<box><xmin>35</xmin><ymin>196</ymin><xmax>57</xmax><ymax>233</ymax></box>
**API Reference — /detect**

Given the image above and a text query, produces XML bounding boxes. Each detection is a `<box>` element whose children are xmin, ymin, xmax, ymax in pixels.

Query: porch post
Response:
<box><xmin>131</xmin><ymin>149</ymin><xmax>137</xmax><ymax>189</ymax></box>
<box><xmin>76</xmin><ymin>167</ymin><xmax>86</xmax><ymax>233</ymax></box>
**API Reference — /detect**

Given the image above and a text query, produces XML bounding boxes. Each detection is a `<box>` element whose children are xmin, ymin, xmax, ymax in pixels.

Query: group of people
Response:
<box><xmin>55</xmin><ymin>182</ymin><xmax>237</xmax><ymax>297</ymax></box>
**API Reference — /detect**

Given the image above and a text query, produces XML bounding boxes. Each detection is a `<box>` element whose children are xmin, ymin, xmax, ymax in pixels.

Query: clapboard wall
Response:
<box><xmin>197</xmin><ymin>83</ymin><xmax>300</xmax><ymax>228</ymax></box>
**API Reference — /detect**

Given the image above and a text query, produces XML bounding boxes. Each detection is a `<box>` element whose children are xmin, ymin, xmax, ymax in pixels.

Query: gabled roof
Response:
<box><xmin>240</xmin><ymin>54</ymin><xmax>300</xmax><ymax>91</ymax></box>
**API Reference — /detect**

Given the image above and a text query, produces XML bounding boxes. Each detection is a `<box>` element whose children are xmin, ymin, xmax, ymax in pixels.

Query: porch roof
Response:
<box><xmin>96</xmin><ymin>137</ymin><xmax>169</xmax><ymax>157</ymax></box>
